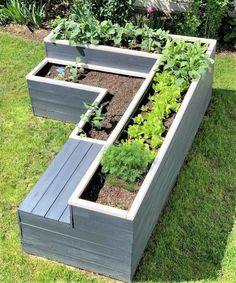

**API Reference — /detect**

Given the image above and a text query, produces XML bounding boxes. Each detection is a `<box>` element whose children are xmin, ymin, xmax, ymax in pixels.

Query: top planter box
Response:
<box><xmin>44</xmin><ymin>32</ymin><xmax>160</xmax><ymax>74</ymax></box>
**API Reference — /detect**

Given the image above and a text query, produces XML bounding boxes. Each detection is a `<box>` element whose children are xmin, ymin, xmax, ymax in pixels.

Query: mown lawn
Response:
<box><xmin>0</xmin><ymin>33</ymin><xmax>235</xmax><ymax>283</ymax></box>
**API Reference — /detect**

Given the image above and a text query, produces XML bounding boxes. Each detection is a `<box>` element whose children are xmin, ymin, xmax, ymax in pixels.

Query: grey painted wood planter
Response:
<box><xmin>26</xmin><ymin>58</ymin><xmax>108</xmax><ymax>123</ymax></box>
<box><xmin>44</xmin><ymin>32</ymin><xmax>159</xmax><ymax>74</ymax></box>
<box><xmin>19</xmin><ymin>35</ymin><xmax>217</xmax><ymax>282</ymax></box>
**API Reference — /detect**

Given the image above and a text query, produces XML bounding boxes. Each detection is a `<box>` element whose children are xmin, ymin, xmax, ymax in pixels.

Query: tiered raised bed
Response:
<box><xmin>18</xmin><ymin>32</ymin><xmax>216</xmax><ymax>282</ymax></box>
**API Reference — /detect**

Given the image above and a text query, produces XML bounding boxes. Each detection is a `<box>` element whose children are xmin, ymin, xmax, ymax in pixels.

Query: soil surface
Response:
<box><xmin>0</xmin><ymin>24</ymin><xmax>49</xmax><ymax>41</ymax></box>
<box><xmin>81</xmin><ymin>90</ymin><xmax>181</xmax><ymax>210</ymax></box>
<box><xmin>81</xmin><ymin>173</ymin><xmax>138</xmax><ymax>210</ymax></box>
<box><xmin>45</xmin><ymin>64</ymin><xmax>144</xmax><ymax>140</ymax></box>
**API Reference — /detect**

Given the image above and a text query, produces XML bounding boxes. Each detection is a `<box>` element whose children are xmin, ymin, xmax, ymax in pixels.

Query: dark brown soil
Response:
<box><xmin>44</xmin><ymin>64</ymin><xmax>144</xmax><ymax>140</ymax></box>
<box><xmin>81</xmin><ymin>173</ymin><xmax>138</xmax><ymax>210</ymax></box>
<box><xmin>0</xmin><ymin>24</ymin><xmax>49</xmax><ymax>41</ymax></box>
<box><xmin>96</xmin><ymin>185</ymin><xmax>137</xmax><ymax>209</ymax></box>
<box><xmin>81</xmin><ymin>90</ymin><xmax>182</xmax><ymax>210</ymax></box>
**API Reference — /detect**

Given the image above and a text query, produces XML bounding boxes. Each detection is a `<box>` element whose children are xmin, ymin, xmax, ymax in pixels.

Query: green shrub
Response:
<box><xmin>101</xmin><ymin>140</ymin><xmax>155</xmax><ymax>183</ymax></box>
<box><xmin>91</xmin><ymin>0</ymin><xmax>134</xmax><ymax>26</ymax></box>
<box><xmin>180</xmin><ymin>0</ymin><xmax>229</xmax><ymax>38</ymax></box>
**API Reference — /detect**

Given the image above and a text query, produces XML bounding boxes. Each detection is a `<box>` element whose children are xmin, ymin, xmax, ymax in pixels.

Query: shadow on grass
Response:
<box><xmin>134</xmin><ymin>88</ymin><xmax>236</xmax><ymax>282</ymax></box>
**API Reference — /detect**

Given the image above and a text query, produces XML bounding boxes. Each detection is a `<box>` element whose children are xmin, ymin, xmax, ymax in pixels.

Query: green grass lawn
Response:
<box><xmin>0</xmin><ymin>32</ymin><xmax>235</xmax><ymax>283</ymax></box>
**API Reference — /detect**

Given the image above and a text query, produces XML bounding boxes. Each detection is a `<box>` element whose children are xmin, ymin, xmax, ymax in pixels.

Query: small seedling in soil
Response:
<box><xmin>112</xmin><ymin>203</ymin><xmax>127</xmax><ymax>210</ymax></box>
<box><xmin>55</xmin><ymin>66</ymin><xmax>65</xmax><ymax>80</ymax></box>
<box><xmin>65</xmin><ymin>58</ymin><xmax>85</xmax><ymax>81</ymax></box>
<box><xmin>77</xmin><ymin>127</ymin><xmax>87</xmax><ymax>138</ymax></box>
<box><xmin>81</xmin><ymin>101</ymin><xmax>109</xmax><ymax>130</ymax></box>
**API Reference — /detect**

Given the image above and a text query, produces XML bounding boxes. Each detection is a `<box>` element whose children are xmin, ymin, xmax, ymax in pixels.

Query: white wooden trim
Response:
<box><xmin>70</xmin><ymin>136</ymin><xmax>106</xmax><ymax>145</ymax></box>
<box><xmin>70</xmin><ymin>199</ymin><xmax>129</xmax><ymax>219</ymax></box>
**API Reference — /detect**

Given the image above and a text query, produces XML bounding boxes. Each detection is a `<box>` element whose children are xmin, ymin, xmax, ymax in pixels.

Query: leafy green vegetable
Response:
<box><xmin>128</xmin><ymin>72</ymin><xmax>185</xmax><ymax>149</ymax></box>
<box><xmin>101</xmin><ymin>140</ymin><xmax>155</xmax><ymax>183</ymax></box>
<box><xmin>51</xmin><ymin>16</ymin><xmax>170</xmax><ymax>53</ymax></box>
<box><xmin>159</xmin><ymin>40</ymin><xmax>214</xmax><ymax>82</ymax></box>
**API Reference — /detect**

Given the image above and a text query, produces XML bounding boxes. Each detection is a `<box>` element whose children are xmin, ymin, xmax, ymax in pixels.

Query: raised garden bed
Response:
<box><xmin>19</xmin><ymin>33</ymin><xmax>217</xmax><ymax>283</ymax></box>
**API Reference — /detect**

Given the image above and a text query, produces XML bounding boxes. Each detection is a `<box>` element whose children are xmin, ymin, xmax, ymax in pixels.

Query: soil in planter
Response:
<box><xmin>81</xmin><ymin>96</ymin><xmax>178</xmax><ymax>210</ymax></box>
<box><xmin>81</xmin><ymin>170</ymin><xmax>140</xmax><ymax>210</ymax></box>
<box><xmin>38</xmin><ymin>63</ymin><xmax>144</xmax><ymax>140</ymax></box>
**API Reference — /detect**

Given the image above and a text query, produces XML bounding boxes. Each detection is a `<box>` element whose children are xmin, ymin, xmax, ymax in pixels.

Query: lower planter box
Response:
<box><xmin>19</xmin><ymin>35</ymin><xmax>217</xmax><ymax>282</ymax></box>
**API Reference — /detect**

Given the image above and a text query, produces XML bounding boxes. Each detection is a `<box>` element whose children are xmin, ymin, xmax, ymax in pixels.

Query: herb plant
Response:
<box><xmin>101</xmin><ymin>140</ymin><xmax>155</xmax><ymax>184</ymax></box>
<box><xmin>54</xmin><ymin>57</ymin><xmax>85</xmax><ymax>81</ymax></box>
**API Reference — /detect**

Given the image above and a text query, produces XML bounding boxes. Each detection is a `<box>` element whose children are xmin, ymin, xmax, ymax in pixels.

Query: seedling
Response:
<box><xmin>54</xmin><ymin>57</ymin><xmax>85</xmax><ymax>81</ymax></box>
<box><xmin>80</xmin><ymin>101</ymin><xmax>109</xmax><ymax>130</ymax></box>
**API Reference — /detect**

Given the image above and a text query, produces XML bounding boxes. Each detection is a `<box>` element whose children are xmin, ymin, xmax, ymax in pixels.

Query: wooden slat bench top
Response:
<box><xmin>19</xmin><ymin>138</ymin><xmax>103</xmax><ymax>224</ymax></box>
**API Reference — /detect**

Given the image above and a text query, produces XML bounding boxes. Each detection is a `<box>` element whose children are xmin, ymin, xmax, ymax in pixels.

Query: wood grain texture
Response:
<box><xmin>45</xmin><ymin>42</ymin><xmax>156</xmax><ymax>73</ymax></box>
<box><xmin>28</xmin><ymin>79</ymin><xmax>101</xmax><ymax>122</ymax></box>
<box><xmin>19</xmin><ymin>139</ymin><xmax>103</xmax><ymax>224</ymax></box>
<box><xmin>130</xmin><ymin>67</ymin><xmax>214</xmax><ymax>276</ymax></box>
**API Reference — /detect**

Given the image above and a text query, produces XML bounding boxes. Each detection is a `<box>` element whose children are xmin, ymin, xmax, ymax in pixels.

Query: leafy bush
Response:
<box><xmin>52</xmin><ymin>16</ymin><xmax>170</xmax><ymax>53</ymax></box>
<box><xmin>91</xmin><ymin>0</ymin><xmax>134</xmax><ymax>26</ymax></box>
<box><xmin>180</xmin><ymin>0</ymin><xmax>229</xmax><ymax>38</ymax></box>
<box><xmin>222</xmin><ymin>17</ymin><xmax>236</xmax><ymax>46</ymax></box>
<box><xmin>101</xmin><ymin>140</ymin><xmax>155</xmax><ymax>183</ymax></box>
<box><xmin>159</xmin><ymin>40</ymin><xmax>214</xmax><ymax>83</ymax></box>
<box><xmin>0</xmin><ymin>0</ymin><xmax>45</xmax><ymax>28</ymax></box>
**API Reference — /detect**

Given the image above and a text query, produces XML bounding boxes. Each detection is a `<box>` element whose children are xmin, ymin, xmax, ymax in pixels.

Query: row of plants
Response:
<box><xmin>52</xmin><ymin>15</ymin><xmax>170</xmax><ymax>53</ymax></box>
<box><xmin>79</xmin><ymin>39</ymin><xmax>213</xmax><ymax>193</ymax></box>
<box><xmin>0</xmin><ymin>0</ymin><xmax>235</xmax><ymax>48</ymax></box>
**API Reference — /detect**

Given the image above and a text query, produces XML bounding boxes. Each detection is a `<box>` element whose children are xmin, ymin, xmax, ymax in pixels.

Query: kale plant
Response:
<box><xmin>80</xmin><ymin>101</ymin><xmax>108</xmax><ymax>130</ymax></box>
<box><xmin>159</xmin><ymin>40</ymin><xmax>214</xmax><ymax>83</ymax></box>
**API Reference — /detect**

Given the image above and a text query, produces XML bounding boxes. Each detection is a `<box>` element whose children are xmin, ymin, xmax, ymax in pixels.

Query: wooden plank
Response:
<box><xmin>28</xmin><ymin>81</ymin><xmax>99</xmax><ymax>106</ymax></box>
<box><xmin>19</xmin><ymin>138</ymin><xmax>80</xmax><ymax>213</ymax></box>
<box><xmin>19</xmin><ymin>211</ymin><xmax>132</xmax><ymax>251</ymax></box>
<box><xmin>72</xmin><ymin>205</ymin><xmax>133</xmax><ymax>233</ymax></box>
<box><xmin>21</xmin><ymin>224</ymin><xmax>131</xmax><ymax>273</ymax></box>
<box><xmin>32</xmin><ymin>141</ymin><xmax>92</xmax><ymax>217</ymax></box>
<box><xmin>46</xmin><ymin>143</ymin><xmax>103</xmax><ymax>222</ymax></box>
<box><xmin>31</xmin><ymin>98</ymin><xmax>86</xmax><ymax>116</ymax></box>
<box><xmin>22</xmin><ymin>242</ymin><xmax>132</xmax><ymax>282</ymax></box>
<box><xmin>45</xmin><ymin>41</ymin><xmax>157</xmax><ymax>73</ymax></box>
<box><xmin>32</xmin><ymin>107</ymin><xmax>83</xmax><ymax>123</ymax></box>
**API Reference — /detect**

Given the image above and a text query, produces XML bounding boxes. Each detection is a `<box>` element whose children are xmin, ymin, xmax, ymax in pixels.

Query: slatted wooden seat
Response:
<box><xmin>19</xmin><ymin>138</ymin><xmax>103</xmax><ymax>224</ymax></box>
